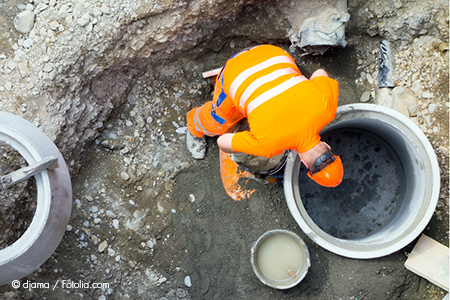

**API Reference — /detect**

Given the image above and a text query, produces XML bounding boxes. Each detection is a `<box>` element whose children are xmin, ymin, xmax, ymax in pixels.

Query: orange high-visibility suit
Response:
<box><xmin>187</xmin><ymin>45</ymin><xmax>339</xmax><ymax>157</ymax></box>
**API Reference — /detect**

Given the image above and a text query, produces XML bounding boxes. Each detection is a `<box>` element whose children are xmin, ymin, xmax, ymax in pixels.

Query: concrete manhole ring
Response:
<box><xmin>284</xmin><ymin>104</ymin><xmax>440</xmax><ymax>259</ymax></box>
<box><xmin>0</xmin><ymin>111</ymin><xmax>72</xmax><ymax>284</ymax></box>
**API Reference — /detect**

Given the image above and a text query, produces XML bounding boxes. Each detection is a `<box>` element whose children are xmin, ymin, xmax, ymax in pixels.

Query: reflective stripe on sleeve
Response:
<box><xmin>194</xmin><ymin>107</ymin><xmax>215</xmax><ymax>137</ymax></box>
<box><xmin>238</xmin><ymin>67</ymin><xmax>298</xmax><ymax>110</ymax></box>
<box><xmin>246</xmin><ymin>75</ymin><xmax>304</xmax><ymax>115</ymax></box>
<box><xmin>229</xmin><ymin>55</ymin><xmax>296</xmax><ymax>99</ymax></box>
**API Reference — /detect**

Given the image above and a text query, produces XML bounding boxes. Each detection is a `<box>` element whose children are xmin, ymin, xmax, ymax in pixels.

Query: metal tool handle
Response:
<box><xmin>0</xmin><ymin>156</ymin><xmax>58</xmax><ymax>190</ymax></box>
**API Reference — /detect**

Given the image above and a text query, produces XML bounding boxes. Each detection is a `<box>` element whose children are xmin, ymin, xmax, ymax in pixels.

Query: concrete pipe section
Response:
<box><xmin>0</xmin><ymin>112</ymin><xmax>72</xmax><ymax>284</ymax></box>
<box><xmin>284</xmin><ymin>104</ymin><xmax>440</xmax><ymax>259</ymax></box>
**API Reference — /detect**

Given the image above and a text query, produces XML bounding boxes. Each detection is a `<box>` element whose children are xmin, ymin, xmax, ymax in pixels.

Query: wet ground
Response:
<box><xmin>0</xmin><ymin>1</ymin><xmax>449</xmax><ymax>300</ymax></box>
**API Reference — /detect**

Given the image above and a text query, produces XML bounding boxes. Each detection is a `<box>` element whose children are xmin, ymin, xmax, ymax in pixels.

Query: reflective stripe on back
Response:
<box><xmin>229</xmin><ymin>55</ymin><xmax>296</xmax><ymax>99</ymax></box>
<box><xmin>238</xmin><ymin>67</ymin><xmax>298</xmax><ymax>110</ymax></box>
<box><xmin>246</xmin><ymin>75</ymin><xmax>304</xmax><ymax>115</ymax></box>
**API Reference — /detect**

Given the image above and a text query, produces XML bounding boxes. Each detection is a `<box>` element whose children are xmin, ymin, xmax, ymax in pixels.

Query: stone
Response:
<box><xmin>3</xmin><ymin>291</ymin><xmax>16</xmax><ymax>298</ymax></box>
<box><xmin>360</xmin><ymin>91</ymin><xmax>371</xmax><ymax>103</ymax></box>
<box><xmin>98</xmin><ymin>240</ymin><xmax>108</xmax><ymax>252</ymax></box>
<box><xmin>107</xmin><ymin>247</ymin><xmax>116</xmax><ymax>256</ymax></box>
<box><xmin>22</xmin><ymin>39</ymin><xmax>34</xmax><ymax>49</ymax></box>
<box><xmin>411</xmin><ymin>80</ymin><xmax>422</xmax><ymax>96</ymax></box>
<box><xmin>428</xmin><ymin>104</ymin><xmax>437</xmax><ymax>114</ymax></box>
<box><xmin>78</xmin><ymin>13</ymin><xmax>91</xmax><ymax>27</ymax></box>
<box><xmin>366</xmin><ymin>73</ymin><xmax>374</xmax><ymax>85</ymax></box>
<box><xmin>422</xmin><ymin>91</ymin><xmax>434</xmax><ymax>99</ymax></box>
<box><xmin>17</xmin><ymin>61</ymin><xmax>30</xmax><ymax>78</ymax></box>
<box><xmin>112</xmin><ymin>219</ymin><xmax>119</xmax><ymax>229</ymax></box>
<box><xmin>184</xmin><ymin>276</ymin><xmax>192</xmax><ymax>287</ymax></box>
<box><xmin>14</xmin><ymin>11</ymin><xmax>35</xmax><ymax>34</ymax></box>
<box><xmin>375</xmin><ymin>87</ymin><xmax>393</xmax><ymax>108</ymax></box>
<box><xmin>120</xmin><ymin>171</ymin><xmax>130</xmax><ymax>181</ymax></box>
<box><xmin>176</xmin><ymin>288</ymin><xmax>188</xmax><ymax>298</ymax></box>
<box><xmin>50</xmin><ymin>21</ymin><xmax>60</xmax><ymax>31</ymax></box>
<box><xmin>391</xmin><ymin>86</ymin><xmax>419</xmax><ymax>116</ymax></box>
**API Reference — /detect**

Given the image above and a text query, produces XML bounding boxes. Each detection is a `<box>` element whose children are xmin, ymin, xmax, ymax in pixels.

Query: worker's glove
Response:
<box><xmin>230</xmin><ymin>152</ymin><xmax>249</xmax><ymax>163</ymax></box>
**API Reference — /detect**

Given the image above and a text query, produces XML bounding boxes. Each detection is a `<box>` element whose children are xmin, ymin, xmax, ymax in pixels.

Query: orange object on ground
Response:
<box><xmin>219</xmin><ymin>149</ymin><xmax>278</xmax><ymax>201</ymax></box>
<box><xmin>219</xmin><ymin>150</ymin><xmax>256</xmax><ymax>201</ymax></box>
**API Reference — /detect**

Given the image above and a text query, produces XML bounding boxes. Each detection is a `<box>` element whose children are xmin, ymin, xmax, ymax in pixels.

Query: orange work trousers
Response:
<box><xmin>187</xmin><ymin>73</ymin><xmax>244</xmax><ymax>138</ymax></box>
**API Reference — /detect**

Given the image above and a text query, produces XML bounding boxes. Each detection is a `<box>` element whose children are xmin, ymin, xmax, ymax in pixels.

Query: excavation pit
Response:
<box><xmin>284</xmin><ymin>104</ymin><xmax>440</xmax><ymax>259</ymax></box>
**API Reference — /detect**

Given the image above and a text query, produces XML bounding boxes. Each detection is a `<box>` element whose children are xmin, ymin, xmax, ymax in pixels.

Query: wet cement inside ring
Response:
<box><xmin>298</xmin><ymin>129</ymin><xmax>407</xmax><ymax>240</ymax></box>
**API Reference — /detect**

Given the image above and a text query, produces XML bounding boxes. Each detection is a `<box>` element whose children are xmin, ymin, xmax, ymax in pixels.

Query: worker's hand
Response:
<box><xmin>310</xmin><ymin>69</ymin><xmax>329</xmax><ymax>80</ymax></box>
<box><xmin>217</xmin><ymin>133</ymin><xmax>235</xmax><ymax>153</ymax></box>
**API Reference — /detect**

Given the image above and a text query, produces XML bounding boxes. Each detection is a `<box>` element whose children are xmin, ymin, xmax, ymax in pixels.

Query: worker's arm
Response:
<box><xmin>217</xmin><ymin>133</ymin><xmax>236</xmax><ymax>153</ymax></box>
<box><xmin>310</xmin><ymin>69</ymin><xmax>329</xmax><ymax>80</ymax></box>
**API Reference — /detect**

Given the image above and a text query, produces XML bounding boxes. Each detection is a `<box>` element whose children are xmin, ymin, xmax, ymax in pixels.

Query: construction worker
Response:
<box><xmin>186</xmin><ymin>44</ymin><xmax>343</xmax><ymax>187</ymax></box>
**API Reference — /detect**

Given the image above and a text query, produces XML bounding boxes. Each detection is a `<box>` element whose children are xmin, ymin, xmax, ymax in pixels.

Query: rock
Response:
<box><xmin>98</xmin><ymin>240</ymin><xmax>108</xmax><ymax>252</ymax></box>
<box><xmin>360</xmin><ymin>91</ymin><xmax>371</xmax><ymax>103</ymax></box>
<box><xmin>50</xmin><ymin>21</ymin><xmax>60</xmax><ymax>31</ymax></box>
<box><xmin>112</xmin><ymin>219</ymin><xmax>119</xmax><ymax>229</ymax></box>
<box><xmin>14</xmin><ymin>11</ymin><xmax>35</xmax><ymax>34</ymax></box>
<box><xmin>189</xmin><ymin>194</ymin><xmax>196</xmax><ymax>202</ymax></box>
<box><xmin>375</xmin><ymin>87</ymin><xmax>393</xmax><ymax>108</ymax></box>
<box><xmin>120</xmin><ymin>171</ymin><xmax>130</xmax><ymax>181</ymax></box>
<box><xmin>391</xmin><ymin>86</ymin><xmax>419</xmax><ymax>116</ymax></box>
<box><xmin>411</xmin><ymin>80</ymin><xmax>422</xmax><ymax>96</ymax></box>
<box><xmin>3</xmin><ymin>291</ymin><xmax>16</xmax><ymax>299</ymax></box>
<box><xmin>176</xmin><ymin>288</ymin><xmax>188</xmax><ymax>298</ymax></box>
<box><xmin>100</xmin><ymin>4</ymin><xmax>111</xmax><ymax>15</ymax></box>
<box><xmin>77</xmin><ymin>13</ymin><xmax>91</xmax><ymax>27</ymax></box>
<box><xmin>22</xmin><ymin>39</ymin><xmax>34</xmax><ymax>49</ymax></box>
<box><xmin>17</xmin><ymin>61</ymin><xmax>31</xmax><ymax>78</ymax></box>
<box><xmin>366</xmin><ymin>73</ymin><xmax>374</xmax><ymax>85</ymax></box>
<box><xmin>107</xmin><ymin>247</ymin><xmax>116</xmax><ymax>256</ymax></box>
<box><xmin>184</xmin><ymin>275</ymin><xmax>192</xmax><ymax>287</ymax></box>
<box><xmin>176</xmin><ymin>126</ymin><xmax>188</xmax><ymax>134</ymax></box>
<box><xmin>164</xmin><ymin>182</ymin><xmax>173</xmax><ymax>191</ymax></box>
<box><xmin>422</xmin><ymin>91</ymin><xmax>434</xmax><ymax>99</ymax></box>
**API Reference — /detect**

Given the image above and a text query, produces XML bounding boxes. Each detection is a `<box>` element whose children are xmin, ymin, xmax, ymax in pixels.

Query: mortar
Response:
<box><xmin>284</xmin><ymin>104</ymin><xmax>440</xmax><ymax>259</ymax></box>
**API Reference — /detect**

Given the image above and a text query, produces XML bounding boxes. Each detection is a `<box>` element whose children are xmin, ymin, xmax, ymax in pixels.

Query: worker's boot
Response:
<box><xmin>186</xmin><ymin>131</ymin><xmax>206</xmax><ymax>159</ymax></box>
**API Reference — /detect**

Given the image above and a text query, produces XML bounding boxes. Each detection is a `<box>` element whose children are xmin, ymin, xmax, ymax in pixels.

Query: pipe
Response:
<box><xmin>284</xmin><ymin>104</ymin><xmax>440</xmax><ymax>259</ymax></box>
<box><xmin>0</xmin><ymin>112</ymin><xmax>72</xmax><ymax>284</ymax></box>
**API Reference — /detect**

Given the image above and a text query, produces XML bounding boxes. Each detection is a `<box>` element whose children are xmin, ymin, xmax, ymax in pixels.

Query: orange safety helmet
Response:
<box><xmin>307</xmin><ymin>151</ymin><xmax>344</xmax><ymax>187</ymax></box>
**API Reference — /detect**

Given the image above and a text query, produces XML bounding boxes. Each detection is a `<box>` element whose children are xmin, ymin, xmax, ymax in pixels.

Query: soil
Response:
<box><xmin>0</xmin><ymin>1</ymin><xmax>448</xmax><ymax>300</ymax></box>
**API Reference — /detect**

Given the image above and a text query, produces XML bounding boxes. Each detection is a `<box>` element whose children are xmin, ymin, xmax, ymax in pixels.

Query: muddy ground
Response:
<box><xmin>1</xmin><ymin>1</ymin><xmax>449</xmax><ymax>300</ymax></box>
